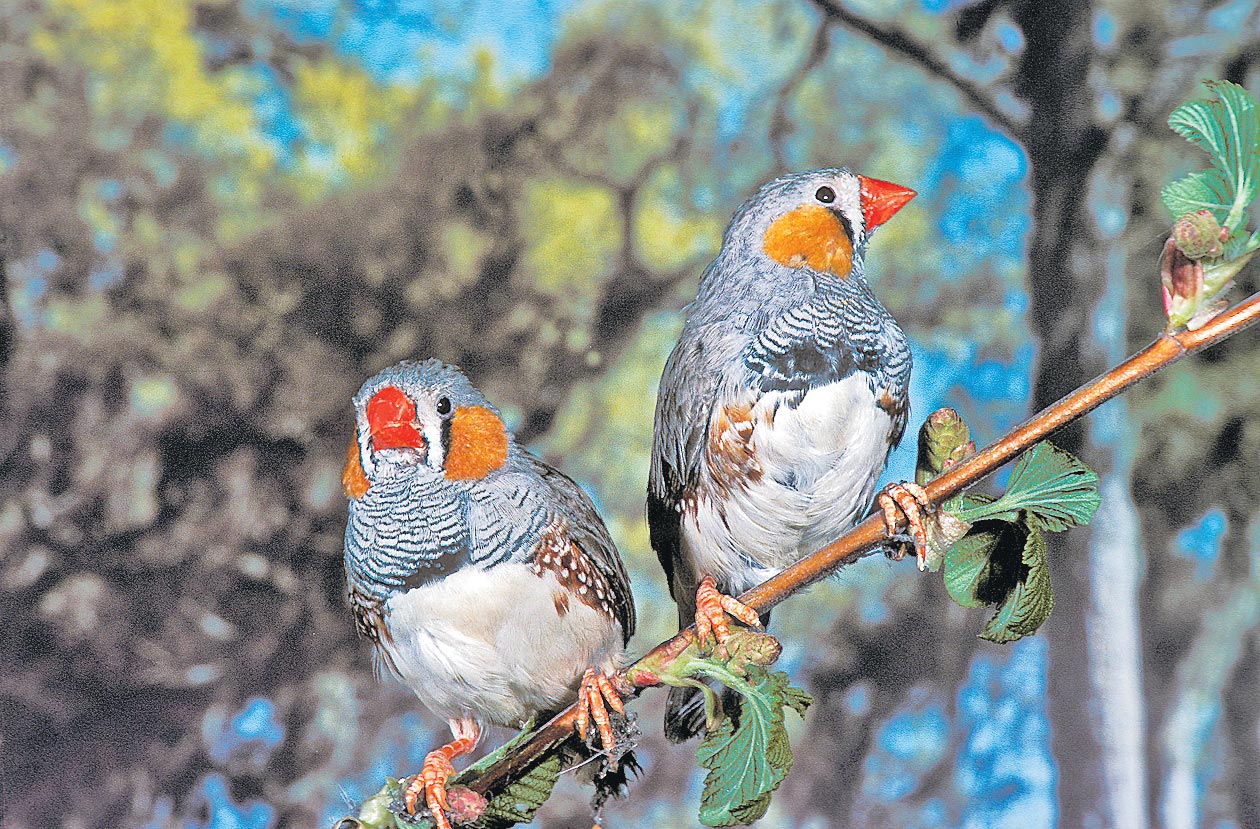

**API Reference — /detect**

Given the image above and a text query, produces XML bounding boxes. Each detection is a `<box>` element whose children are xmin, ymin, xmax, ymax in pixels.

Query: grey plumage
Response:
<box><xmin>648</xmin><ymin>169</ymin><xmax>912</xmax><ymax>741</ymax></box>
<box><xmin>344</xmin><ymin>359</ymin><xmax>634</xmax><ymax>723</ymax></box>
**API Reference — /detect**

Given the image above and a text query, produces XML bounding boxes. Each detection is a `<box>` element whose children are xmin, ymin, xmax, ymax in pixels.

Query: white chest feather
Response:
<box><xmin>381</xmin><ymin>563</ymin><xmax>622</xmax><ymax>727</ymax></box>
<box><xmin>685</xmin><ymin>373</ymin><xmax>894</xmax><ymax>590</ymax></box>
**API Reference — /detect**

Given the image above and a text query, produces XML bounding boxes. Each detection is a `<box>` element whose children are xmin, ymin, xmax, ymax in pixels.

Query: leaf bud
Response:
<box><xmin>1172</xmin><ymin>209</ymin><xmax>1225</xmax><ymax>259</ymax></box>
<box><xmin>916</xmin><ymin>407</ymin><xmax>975</xmax><ymax>485</ymax></box>
<box><xmin>1161</xmin><ymin>237</ymin><xmax>1207</xmax><ymax>329</ymax></box>
<box><xmin>723</xmin><ymin>629</ymin><xmax>782</xmax><ymax>674</ymax></box>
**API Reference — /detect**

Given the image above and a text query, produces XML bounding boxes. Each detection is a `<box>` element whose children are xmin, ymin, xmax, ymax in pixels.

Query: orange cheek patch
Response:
<box><xmin>343</xmin><ymin>440</ymin><xmax>370</xmax><ymax>499</ymax></box>
<box><xmin>445</xmin><ymin>405</ymin><xmax>509</xmax><ymax>480</ymax></box>
<box><xmin>762</xmin><ymin>204</ymin><xmax>855</xmax><ymax>278</ymax></box>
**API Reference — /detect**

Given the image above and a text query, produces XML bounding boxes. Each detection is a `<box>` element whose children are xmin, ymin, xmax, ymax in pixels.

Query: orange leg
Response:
<box><xmin>403</xmin><ymin>717</ymin><xmax>479</xmax><ymax>829</ymax></box>
<box><xmin>695</xmin><ymin>575</ymin><xmax>762</xmax><ymax>658</ymax></box>
<box><xmin>877</xmin><ymin>481</ymin><xmax>934</xmax><ymax>570</ymax></box>
<box><xmin>575</xmin><ymin>666</ymin><xmax>627</xmax><ymax>752</ymax></box>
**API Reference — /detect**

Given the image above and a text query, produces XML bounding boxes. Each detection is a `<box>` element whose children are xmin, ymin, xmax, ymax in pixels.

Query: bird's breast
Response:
<box><xmin>753</xmin><ymin>373</ymin><xmax>894</xmax><ymax>484</ymax></box>
<box><xmin>685</xmin><ymin>372</ymin><xmax>896</xmax><ymax>586</ymax></box>
<box><xmin>380</xmin><ymin>561</ymin><xmax>623</xmax><ymax>726</ymax></box>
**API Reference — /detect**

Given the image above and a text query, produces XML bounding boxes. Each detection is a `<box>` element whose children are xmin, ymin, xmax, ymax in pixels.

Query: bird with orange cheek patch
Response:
<box><xmin>343</xmin><ymin>359</ymin><xmax>636</xmax><ymax>829</ymax></box>
<box><xmin>649</xmin><ymin>168</ymin><xmax>931</xmax><ymax>741</ymax></box>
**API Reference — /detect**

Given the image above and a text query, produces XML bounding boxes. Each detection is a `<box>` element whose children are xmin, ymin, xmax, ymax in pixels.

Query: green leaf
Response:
<box><xmin>943</xmin><ymin>517</ymin><xmax>1030</xmax><ymax>606</ymax></box>
<box><xmin>782</xmin><ymin>683</ymin><xmax>814</xmax><ymax>717</ymax></box>
<box><xmin>950</xmin><ymin>492</ymin><xmax>1017</xmax><ymax>525</ymax></box>
<box><xmin>980</xmin><ymin>522</ymin><xmax>1054</xmax><ymax>643</ymax></box>
<box><xmin>938</xmin><ymin>445</ymin><xmax>1078</xmax><ymax>641</ymax></box>
<box><xmin>1166</xmin><ymin>80</ymin><xmax>1260</xmax><ymax>231</ymax></box>
<box><xmin>695</xmin><ymin>667</ymin><xmax>809</xmax><ymax>827</ymax></box>
<box><xmin>943</xmin><ymin>529</ymin><xmax>999</xmax><ymax>608</ymax></box>
<box><xmin>997</xmin><ymin>443</ymin><xmax>1101</xmax><ymax>532</ymax></box>
<box><xmin>465</xmin><ymin>753</ymin><xmax>565</xmax><ymax>829</ymax></box>
<box><xmin>1161</xmin><ymin>169</ymin><xmax>1233</xmax><ymax>221</ymax></box>
<box><xmin>355</xmin><ymin>779</ymin><xmax>403</xmax><ymax>829</ymax></box>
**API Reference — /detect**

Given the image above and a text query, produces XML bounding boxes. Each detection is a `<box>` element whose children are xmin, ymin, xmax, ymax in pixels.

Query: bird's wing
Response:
<box><xmin>469</xmin><ymin>454</ymin><xmax>635</xmax><ymax>643</ymax></box>
<box><xmin>648</xmin><ymin>316</ymin><xmax>730</xmax><ymax>618</ymax></box>
<box><xmin>528</xmin><ymin>456</ymin><xmax>636</xmax><ymax>643</ymax></box>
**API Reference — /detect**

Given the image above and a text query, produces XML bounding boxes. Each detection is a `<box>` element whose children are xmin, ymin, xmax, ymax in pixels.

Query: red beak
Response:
<box><xmin>856</xmin><ymin>174</ymin><xmax>916</xmax><ymax>231</ymax></box>
<box><xmin>367</xmin><ymin>386</ymin><xmax>424</xmax><ymax>451</ymax></box>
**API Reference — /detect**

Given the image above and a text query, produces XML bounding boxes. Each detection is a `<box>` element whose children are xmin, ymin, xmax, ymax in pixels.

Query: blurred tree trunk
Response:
<box><xmin>791</xmin><ymin>580</ymin><xmax>979</xmax><ymax>827</ymax></box>
<box><xmin>1012</xmin><ymin>1</ymin><xmax>1148</xmax><ymax>826</ymax></box>
<box><xmin>1223</xmin><ymin>625</ymin><xmax>1260</xmax><ymax>826</ymax></box>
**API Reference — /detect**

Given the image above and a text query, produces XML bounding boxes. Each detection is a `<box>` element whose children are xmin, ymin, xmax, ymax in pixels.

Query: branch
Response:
<box><xmin>455</xmin><ymin>288</ymin><xmax>1260</xmax><ymax>803</ymax></box>
<box><xmin>768</xmin><ymin>21</ymin><xmax>834</xmax><ymax>169</ymax></box>
<box><xmin>808</xmin><ymin>0</ymin><xmax>1026</xmax><ymax>139</ymax></box>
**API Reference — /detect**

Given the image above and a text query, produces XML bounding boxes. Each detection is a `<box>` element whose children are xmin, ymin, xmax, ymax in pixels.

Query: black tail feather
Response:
<box><xmin>664</xmin><ymin>684</ymin><xmax>708</xmax><ymax>743</ymax></box>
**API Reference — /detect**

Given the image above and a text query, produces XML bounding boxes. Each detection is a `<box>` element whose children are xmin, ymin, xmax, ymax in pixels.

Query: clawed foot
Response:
<box><xmin>575</xmin><ymin>667</ymin><xmax>627</xmax><ymax>752</ymax></box>
<box><xmin>695</xmin><ymin>575</ymin><xmax>762</xmax><ymax>658</ymax></box>
<box><xmin>404</xmin><ymin>751</ymin><xmax>455</xmax><ymax>829</ymax></box>
<box><xmin>403</xmin><ymin>720</ymin><xmax>478</xmax><ymax>829</ymax></box>
<box><xmin>877</xmin><ymin>481</ymin><xmax>934</xmax><ymax>571</ymax></box>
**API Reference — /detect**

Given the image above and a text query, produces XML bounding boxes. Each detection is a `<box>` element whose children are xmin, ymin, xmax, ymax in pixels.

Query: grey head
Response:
<box><xmin>724</xmin><ymin>168</ymin><xmax>865</xmax><ymax>248</ymax></box>
<box><xmin>351</xmin><ymin>358</ymin><xmax>511</xmax><ymax>483</ymax></box>
<box><xmin>700</xmin><ymin>167</ymin><xmax>916</xmax><ymax>299</ymax></box>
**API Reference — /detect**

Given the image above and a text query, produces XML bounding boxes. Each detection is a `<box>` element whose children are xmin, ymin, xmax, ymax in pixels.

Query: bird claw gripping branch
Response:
<box><xmin>694</xmin><ymin>575</ymin><xmax>763</xmax><ymax>659</ymax></box>
<box><xmin>575</xmin><ymin>667</ymin><xmax>630</xmax><ymax>754</ymax></box>
<box><xmin>403</xmin><ymin>719</ymin><xmax>479</xmax><ymax>829</ymax></box>
<box><xmin>877</xmin><ymin>481</ymin><xmax>935</xmax><ymax>570</ymax></box>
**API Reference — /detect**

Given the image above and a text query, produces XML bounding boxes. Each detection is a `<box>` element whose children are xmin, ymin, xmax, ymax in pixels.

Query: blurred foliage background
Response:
<box><xmin>2</xmin><ymin>1</ymin><xmax>1259</xmax><ymax>827</ymax></box>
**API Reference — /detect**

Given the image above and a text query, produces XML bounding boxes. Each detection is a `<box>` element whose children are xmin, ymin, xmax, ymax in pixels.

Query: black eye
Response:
<box><xmin>815</xmin><ymin>185</ymin><xmax>836</xmax><ymax>204</ymax></box>
<box><xmin>436</xmin><ymin>396</ymin><xmax>452</xmax><ymax>417</ymax></box>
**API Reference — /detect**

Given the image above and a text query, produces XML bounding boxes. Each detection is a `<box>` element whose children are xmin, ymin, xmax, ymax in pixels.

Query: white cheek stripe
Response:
<box><xmin>837</xmin><ymin>174</ymin><xmax>865</xmax><ymax>241</ymax></box>
<box><xmin>424</xmin><ymin>420</ymin><xmax>445</xmax><ymax>471</ymax></box>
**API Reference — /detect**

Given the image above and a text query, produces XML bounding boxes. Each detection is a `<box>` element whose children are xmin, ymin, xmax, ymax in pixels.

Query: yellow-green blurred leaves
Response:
<box><xmin>560</xmin><ymin>96</ymin><xmax>681</xmax><ymax>187</ymax></box>
<box><xmin>434</xmin><ymin>221</ymin><xmax>492</xmax><ymax>296</ymax></box>
<box><xmin>29</xmin><ymin>0</ymin><xmax>435</xmax><ymax>249</ymax></box>
<box><xmin>130</xmin><ymin>374</ymin><xmax>180</xmax><ymax>420</ymax></box>
<box><xmin>290</xmin><ymin>58</ymin><xmax>426</xmax><ymax>196</ymax></box>
<box><xmin>521</xmin><ymin>176</ymin><xmax>621</xmax><ymax>308</ymax></box>
<box><xmin>37</xmin><ymin>0</ymin><xmax>271</xmax><ymax>173</ymax></box>
<box><xmin>634</xmin><ymin>167</ymin><xmax>722</xmax><ymax>274</ymax></box>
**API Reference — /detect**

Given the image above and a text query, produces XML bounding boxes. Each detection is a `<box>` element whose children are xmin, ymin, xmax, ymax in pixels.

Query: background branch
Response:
<box><xmin>768</xmin><ymin>21</ymin><xmax>834</xmax><ymax>170</ymax></box>
<box><xmin>808</xmin><ymin>0</ymin><xmax>1025</xmax><ymax>138</ymax></box>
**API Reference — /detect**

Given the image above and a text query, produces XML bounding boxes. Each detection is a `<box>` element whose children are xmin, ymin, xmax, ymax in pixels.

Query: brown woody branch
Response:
<box><xmin>456</xmin><ymin>288</ymin><xmax>1260</xmax><ymax>802</ymax></box>
<box><xmin>808</xmin><ymin>0</ymin><xmax>1026</xmax><ymax>139</ymax></box>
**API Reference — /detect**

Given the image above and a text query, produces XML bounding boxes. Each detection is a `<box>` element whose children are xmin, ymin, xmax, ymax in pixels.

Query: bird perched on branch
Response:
<box><xmin>648</xmin><ymin>168</ymin><xmax>929</xmax><ymax>741</ymax></box>
<box><xmin>342</xmin><ymin>360</ymin><xmax>636</xmax><ymax>829</ymax></box>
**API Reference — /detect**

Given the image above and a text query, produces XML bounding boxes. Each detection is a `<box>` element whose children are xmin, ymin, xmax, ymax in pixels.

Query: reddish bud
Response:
<box><xmin>1161</xmin><ymin>237</ymin><xmax>1207</xmax><ymax>329</ymax></box>
<box><xmin>445</xmin><ymin>786</ymin><xmax>488</xmax><ymax>825</ymax></box>
<box><xmin>1172</xmin><ymin>210</ymin><xmax>1225</xmax><ymax>259</ymax></box>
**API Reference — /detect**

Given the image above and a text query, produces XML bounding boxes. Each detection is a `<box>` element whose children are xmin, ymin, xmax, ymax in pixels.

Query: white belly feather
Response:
<box><xmin>685</xmin><ymin>373</ymin><xmax>894</xmax><ymax>591</ymax></box>
<box><xmin>382</xmin><ymin>563</ymin><xmax>622</xmax><ymax>727</ymax></box>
